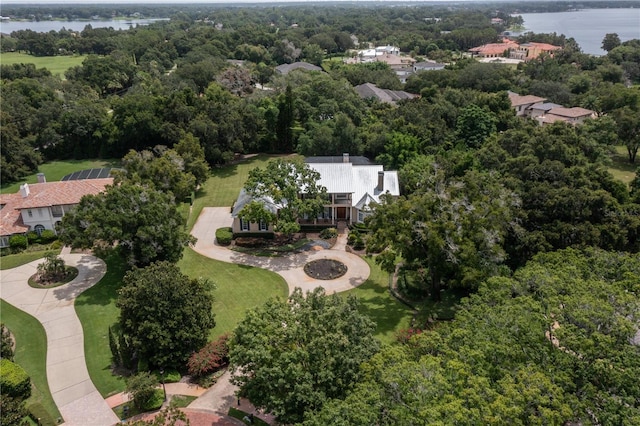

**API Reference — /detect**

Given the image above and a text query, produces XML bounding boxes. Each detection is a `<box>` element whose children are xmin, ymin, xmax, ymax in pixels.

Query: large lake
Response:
<box><xmin>518</xmin><ymin>8</ymin><xmax>640</xmax><ymax>55</ymax></box>
<box><xmin>0</xmin><ymin>18</ymin><xmax>170</xmax><ymax>34</ymax></box>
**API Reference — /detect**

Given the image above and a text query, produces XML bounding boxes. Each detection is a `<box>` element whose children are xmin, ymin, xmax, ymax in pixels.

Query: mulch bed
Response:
<box><xmin>304</xmin><ymin>259</ymin><xmax>348</xmax><ymax>280</ymax></box>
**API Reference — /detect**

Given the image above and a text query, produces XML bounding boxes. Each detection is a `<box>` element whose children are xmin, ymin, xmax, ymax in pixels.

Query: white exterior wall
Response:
<box><xmin>20</xmin><ymin>207</ymin><xmax>56</xmax><ymax>232</ymax></box>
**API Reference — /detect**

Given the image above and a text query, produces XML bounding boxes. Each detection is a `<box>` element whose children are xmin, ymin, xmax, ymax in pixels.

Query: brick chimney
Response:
<box><xmin>377</xmin><ymin>171</ymin><xmax>384</xmax><ymax>191</ymax></box>
<box><xmin>37</xmin><ymin>173</ymin><xmax>46</xmax><ymax>183</ymax></box>
<box><xmin>19</xmin><ymin>183</ymin><xmax>30</xmax><ymax>198</ymax></box>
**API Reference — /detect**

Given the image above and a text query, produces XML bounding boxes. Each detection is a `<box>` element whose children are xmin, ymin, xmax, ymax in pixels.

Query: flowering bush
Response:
<box><xmin>187</xmin><ymin>334</ymin><xmax>230</xmax><ymax>378</ymax></box>
<box><xmin>396</xmin><ymin>328</ymin><xmax>423</xmax><ymax>344</ymax></box>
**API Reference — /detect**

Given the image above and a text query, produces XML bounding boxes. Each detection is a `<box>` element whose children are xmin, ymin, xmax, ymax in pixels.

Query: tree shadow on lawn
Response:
<box><xmin>356</xmin><ymin>293</ymin><xmax>412</xmax><ymax>340</ymax></box>
<box><xmin>211</xmin><ymin>163</ymin><xmax>240</xmax><ymax>179</ymax></box>
<box><xmin>73</xmin><ymin>252</ymin><xmax>127</xmax><ymax>308</ymax></box>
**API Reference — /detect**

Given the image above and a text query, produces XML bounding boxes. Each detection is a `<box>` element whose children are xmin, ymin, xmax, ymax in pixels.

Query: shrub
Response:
<box><xmin>0</xmin><ymin>358</ymin><xmax>31</xmax><ymax>399</ymax></box>
<box><xmin>39</xmin><ymin>230</ymin><xmax>56</xmax><ymax>243</ymax></box>
<box><xmin>319</xmin><ymin>227</ymin><xmax>338</xmax><ymax>239</ymax></box>
<box><xmin>353</xmin><ymin>235</ymin><xmax>365</xmax><ymax>251</ymax></box>
<box><xmin>26</xmin><ymin>231</ymin><xmax>39</xmax><ymax>244</ymax></box>
<box><xmin>156</xmin><ymin>369</ymin><xmax>181</xmax><ymax>383</ymax></box>
<box><xmin>235</xmin><ymin>237</ymin><xmax>267</xmax><ymax>248</ymax></box>
<box><xmin>1</xmin><ymin>324</ymin><xmax>14</xmax><ymax>361</ymax></box>
<box><xmin>347</xmin><ymin>232</ymin><xmax>358</xmax><ymax>245</ymax></box>
<box><xmin>215</xmin><ymin>227</ymin><xmax>233</xmax><ymax>245</ymax></box>
<box><xmin>396</xmin><ymin>328</ymin><xmax>423</xmax><ymax>344</ymax></box>
<box><xmin>187</xmin><ymin>334</ymin><xmax>230</xmax><ymax>378</ymax></box>
<box><xmin>49</xmin><ymin>240</ymin><xmax>62</xmax><ymax>250</ymax></box>
<box><xmin>9</xmin><ymin>235</ymin><xmax>27</xmax><ymax>251</ymax></box>
<box><xmin>126</xmin><ymin>372</ymin><xmax>158</xmax><ymax>410</ymax></box>
<box><xmin>1</xmin><ymin>394</ymin><xmax>28</xmax><ymax>426</ymax></box>
<box><xmin>36</xmin><ymin>252</ymin><xmax>67</xmax><ymax>283</ymax></box>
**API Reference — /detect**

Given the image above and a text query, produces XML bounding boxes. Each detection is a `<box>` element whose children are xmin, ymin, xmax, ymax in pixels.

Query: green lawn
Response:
<box><xmin>187</xmin><ymin>154</ymin><xmax>295</xmax><ymax>230</ymax></box>
<box><xmin>342</xmin><ymin>257</ymin><xmax>413</xmax><ymax>344</ymax></box>
<box><xmin>74</xmin><ymin>253</ymin><xmax>127</xmax><ymax>397</ymax></box>
<box><xmin>0</xmin><ymin>250</ymin><xmax>55</xmax><ymax>270</ymax></box>
<box><xmin>0</xmin><ymin>300</ymin><xmax>61</xmax><ymax>422</ymax></box>
<box><xmin>0</xmin><ymin>52</ymin><xmax>87</xmax><ymax>78</ymax></box>
<box><xmin>1</xmin><ymin>158</ymin><xmax>120</xmax><ymax>194</ymax></box>
<box><xmin>177</xmin><ymin>248</ymin><xmax>289</xmax><ymax>341</ymax></box>
<box><xmin>608</xmin><ymin>145</ymin><xmax>637</xmax><ymax>185</ymax></box>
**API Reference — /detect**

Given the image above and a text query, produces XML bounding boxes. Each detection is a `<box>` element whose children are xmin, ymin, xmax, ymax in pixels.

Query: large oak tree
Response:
<box><xmin>229</xmin><ymin>287</ymin><xmax>379</xmax><ymax>424</ymax></box>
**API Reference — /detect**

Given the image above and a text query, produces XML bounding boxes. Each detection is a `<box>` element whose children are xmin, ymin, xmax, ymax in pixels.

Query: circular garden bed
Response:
<box><xmin>303</xmin><ymin>259</ymin><xmax>347</xmax><ymax>280</ymax></box>
<box><xmin>28</xmin><ymin>267</ymin><xmax>78</xmax><ymax>289</ymax></box>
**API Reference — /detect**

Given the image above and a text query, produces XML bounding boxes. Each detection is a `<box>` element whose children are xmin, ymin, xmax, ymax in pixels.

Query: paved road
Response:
<box><xmin>0</xmin><ymin>253</ymin><xmax>120</xmax><ymax>426</ymax></box>
<box><xmin>191</xmin><ymin>207</ymin><xmax>370</xmax><ymax>295</ymax></box>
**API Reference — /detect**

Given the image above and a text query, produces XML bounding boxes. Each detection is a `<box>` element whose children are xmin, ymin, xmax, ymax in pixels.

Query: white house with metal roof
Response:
<box><xmin>231</xmin><ymin>154</ymin><xmax>399</xmax><ymax>233</ymax></box>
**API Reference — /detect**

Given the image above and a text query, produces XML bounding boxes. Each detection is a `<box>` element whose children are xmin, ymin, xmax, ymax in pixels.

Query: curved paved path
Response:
<box><xmin>0</xmin><ymin>253</ymin><xmax>120</xmax><ymax>426</ymax></box>
<box><xmin>191</xmin><ymin>207</ymin><xmax>370</xmax><ymax>295</ymax></box>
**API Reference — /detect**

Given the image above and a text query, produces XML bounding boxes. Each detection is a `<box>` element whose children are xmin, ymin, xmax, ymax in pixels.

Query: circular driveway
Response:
<box><xmin>190</xmin><ymin>207</ymin><xmax>370</xmax><ymax>294</ymax></box>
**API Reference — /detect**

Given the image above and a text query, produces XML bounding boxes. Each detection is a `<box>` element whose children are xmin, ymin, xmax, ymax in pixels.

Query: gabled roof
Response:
<box><xmin>232</xmin><ymin>188</ymin><xmax>281</xmax><ymax>217</ymax></box>
<box><xmin>308</xmin><ymin>163</ymin><xmax>355</xmax><ymax>194</ymax></box>
<box><xmin>414</xmin><ymin>61</ymin><xmax>446</xmax><ymax>70</ymax></box>
<box><xmin>275</xmin><ymin>62</ymin><xmax>322</xmax><ymax>75</ymax></box>
<box><xmin>354</xmin><ymin>83</ymin><xmax>417</xmax><ymax>105</ymax></box>
<box><xmin>304</xmin><ymin>155</ymin><xmax>373</xmax><ymax>165</ymax></box>
<box><xmin>529</xmin><ymin>102</ymin><xmax>563</xmax><ymax>112</ymax></box>
<box><xmin>547</xmin><ymin>107</ymin><xmax>594</xmax><ymax>118</ymax></box>
<box><xmin>508</xmin><ymin>92</ymin><xmax>547</xmax><ymax>107</ymax></box>
<box><xmin>17</xmin><ymin>179</ymin><xmax>113</xmax><ymax>209</ymax></box>
<box><xmin>0</xmin><ymin>178</ymin><xmax>113</xmax><ymax>236</ymax></box>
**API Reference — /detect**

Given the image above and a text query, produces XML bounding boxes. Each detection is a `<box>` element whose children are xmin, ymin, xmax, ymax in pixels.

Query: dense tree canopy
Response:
<box><xmin>230</xmin><ymin>287</ymin><xmax>379</xmax><ymax>424</ymax></box>
<box><xmin>58</xmin><ymin>182</ymin><xmax>195</xmax><ymax>266</ymax></box>
<box><xmin>305</xmin><ymin>248</ymin><xmax>640</xmax><ymax>425</ymax></box>
<box><xmin>117</xmin><ymin>261</ymin><xmax>215</xmax><ymax>369</ymax></box>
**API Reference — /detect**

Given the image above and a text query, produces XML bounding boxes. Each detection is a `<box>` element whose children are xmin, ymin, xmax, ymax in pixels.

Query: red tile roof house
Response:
<box><xmin>468</xmin><ymin>39</ymin><xmax>519</xmax><ymax>59</ymax></box>
<box><xmin>541</xmin><ymin>107</ymin><xmax>596</xmax><ymax>125</ymax></box>
<box><xmin>0</xmin><ymin>176</ymin><xmax>113</xmax><ymax>248</ymax></box>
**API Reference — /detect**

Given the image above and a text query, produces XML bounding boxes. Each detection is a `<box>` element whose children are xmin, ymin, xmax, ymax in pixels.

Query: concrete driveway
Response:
<box><xmin>190</xmin><ymin>207</ymin><xmax>370</xmax><ymax>294</ymax></box>
<box><xmin>0</xmin><ymin>253</ymin><xmax>120</xmax><ymax>426</ymax></box>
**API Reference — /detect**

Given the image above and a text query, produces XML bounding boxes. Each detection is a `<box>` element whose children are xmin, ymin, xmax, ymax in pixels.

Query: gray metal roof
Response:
<box><xmin>231</xmin><ymin>188</ymin><xmax>280</xmax><ymax>217</ymax></box>
<box><xmin>275</xmin><ymin>62</ymin><xmax>322</xmax><ymax>75</ymax></box>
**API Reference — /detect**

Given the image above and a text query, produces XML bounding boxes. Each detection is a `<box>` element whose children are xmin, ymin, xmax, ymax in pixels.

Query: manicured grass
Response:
<box><xmin>169</xmin><ymin>395</ymin><xmax>197</xmax><ymax>408</ymax></box>
<box><xmin>74</xmin><ymin>253</ymin><xmax>127</xmax><ymax>397</ymax></box>
<box><xmin>1</xmin><ymin>158</ymin><xmax>120</xmax><ymax>194</ymax></box>
<box><xmin>187</xmin><ymin>154</ymin><xmax>296</xmax><ymax>230</ymax></box>
<box><xmin>0</xmin><ymin>300</ymin><xmax>61</xmax><ymax>422</ymax></box>
<box><xmin>0</xmin><ymin>250</ymin><xmax>55</xmax><ymax>270</ymax></box>
<box><xmin>608</xmin><ymin>145</ymin><xmax>637</xmax><ymax>185</ymax></box>
<box><xmin>177</xmin><ymin>248</ymin><xmax>288</xmax><ymax>341</ymax></box>
<box><xmin>228</xmin><ymin>407</ymin><xmax>270</xmax><ymax>425</ymax></box>
<box><xmin>0</xmin><ymin>52</ymin><xmax>86</xmax><ymax>78</ymax></box>
<box><xmin>341</xmin><ymin>257</ymin><xmax>413</xmax><ymax>344</ymax></box>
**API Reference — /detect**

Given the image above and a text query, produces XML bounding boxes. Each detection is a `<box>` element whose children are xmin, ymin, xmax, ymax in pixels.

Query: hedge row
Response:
<box><xmin>0</xmin><ymin>358</ymin><xmax>31</xmax><ymax>399</ymax></box>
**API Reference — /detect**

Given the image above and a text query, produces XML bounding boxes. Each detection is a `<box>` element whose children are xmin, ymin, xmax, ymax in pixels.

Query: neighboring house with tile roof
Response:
<box><xmin>354</xmin><ymin>83</ymin><xmax>417</xmax><ymax>105</ymax></box>
<box><xmin>469</xmin><ymin>39</ymin><xmax>518</xmax><ymax>58</ymax></box>
<box><xmin>275</xmin><ymin>62</ymin><xmax>322</xmax><ymax>75</ymax></box>
<box><xmin>543</xmin><ymin>107</ymin><xmax>596</xmax><ymax>125</ymax></box>
<box><xmin>0</xmin><ymin>177</ymin><xmax>113</xmax><ymax>248</ymax></box>
<box><xmin>508</xmin><ymin>91</ymin><xmax>547</xmax><ymax>116</ymax></box>
<box><xmin>231</xmin><ymin>154</ymin><xmax>400</xmax><ymax>233</ymax></box>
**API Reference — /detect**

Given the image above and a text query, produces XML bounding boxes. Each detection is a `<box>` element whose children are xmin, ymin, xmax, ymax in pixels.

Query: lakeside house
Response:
<box><xmin>231</xmin><ymin>154</ymin><xmax>400</xmax><ymax>234</ymax></box>
<box><xmin>0</xmin><ymin>174</ymin><xmax>113</xmax><ymax>248</ymax></box>
<box><xmin>469</xmin><ymin>39</ymin><xmax>561</xmax><ymax>61</ymax></box>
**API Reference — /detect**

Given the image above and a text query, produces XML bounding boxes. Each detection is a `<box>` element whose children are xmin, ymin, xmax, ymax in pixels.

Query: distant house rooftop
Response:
<box><xmin>354</xmin><ymin>83</ymin><xmax>417</xmax><ymax>105</ymax></box>
<box><xmin>305</xmin><ymin>154</ymin><xmax>373</xmax><ymax>166</ymax></box>
<box><xmin>508</xmin><ymin>92</ymin><xmax>547</xmax><ymax>107</ymax></box>
<box><xmin>547</xmin><ymin>107</ymin><xmax>594</xmax><ymax>118</ymax></box>
<box><xmin>275</xmin><ymin>62</ymin><xmax>322</xmax><ymax>75</ymax></box>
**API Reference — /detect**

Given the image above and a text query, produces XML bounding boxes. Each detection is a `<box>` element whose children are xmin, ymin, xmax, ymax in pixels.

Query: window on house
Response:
<box><xmin>240</xmin><ymin>218</ymin><xmax>250</xmax><ymax>231</ymax></box>
<box><xmin>34</xmin><ymin>224</ymin><xmax>45</xmax><ymax>236</ymax></box>
<box><xmin>27</xmin><ymin>210</ymin><xmax>33</xmax><ymax>218</ymax></box>
<box><xmin>0</xmin><ymin>237</ymin><xmax>9</xmax><ymax>248</ymax></box>
<box><xmin>336</xmin><ymin>194</ymin><xmax>348</xmax><ymax>199</ymax></box>
<box><xmin>259</xmin><ymin>220</ymin><xmax>268</xmax><ymax>231</ymax></box>
<box><xmin>51</xmin><ymin>205</ymin><xmax>63</xmax><ymax>217</ymax></box>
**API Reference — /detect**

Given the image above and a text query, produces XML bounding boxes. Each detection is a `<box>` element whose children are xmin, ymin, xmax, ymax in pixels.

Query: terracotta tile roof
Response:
<box><xmin>524</xmin><ymin>42</ymin><xmax>562</xmax><ymax>51</ymax></box>
<box><xmin>469</xmin><ymin>41</ymin><xmax>518</xmax><ymax>56</ymax></box>
<box><xmin>18</xmin><ymin>178</ymin><xmax>113</xmax><ymax>209</ymax></box>
<box><xmin>508</xmin><ymin>93</ymin><xmax>547</xmax><ymax>107</ymax></box>
<box><xmin>0</xmin><ymin>193</ymin><xmax>29</xmax><ymax>235</ymax></box>
<box><xmin>547</xmin><ymin>107</ymin><xmax>594</xmax><ymax>118</ymax></box>
<box><xmin>0</xmin><ymin>178</ymin><xmax>113</xmax><ymax>237</ymax></box>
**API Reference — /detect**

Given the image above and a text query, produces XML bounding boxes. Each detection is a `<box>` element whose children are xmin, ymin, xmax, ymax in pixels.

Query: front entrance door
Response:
<box><xmin>336</xmin><ymin>207</ymin><xmax>347</xmax><ymax>220</ymax></box>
